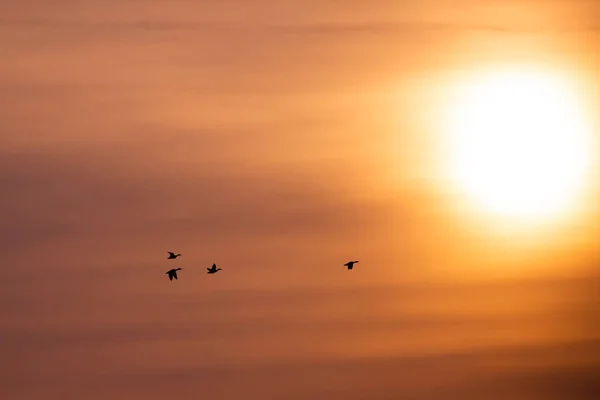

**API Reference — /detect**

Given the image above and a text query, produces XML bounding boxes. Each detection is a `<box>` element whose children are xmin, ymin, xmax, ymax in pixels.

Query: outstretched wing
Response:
<box><xmin>173</xmin><ymin>272</ymin><xmax>178</xmax><ymax>280</ymax></box>
<box><xmin>168</xmin><ymin>273</ymin><xmax>174</xmax><ymax>280</ymax></box>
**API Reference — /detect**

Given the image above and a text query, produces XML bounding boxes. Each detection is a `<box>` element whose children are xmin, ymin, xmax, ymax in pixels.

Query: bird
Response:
<box><xmin>166</xmin><ymin>268</ymin><xmax>182</xmax><ymax>281</ymax></box>
<box><xmin>167</xmin><ymin>252</ymin><xmax>181</xmax><ymax>259</ymax></box>
<box><xmin>343</xmin><ymin>260</ymin><xmax>359</xmax><ymax>270</ymax></box>
<box><xmin>207</xmin><ymin>263</ymin><xmax>222</xmax><ymax>274</ymax></box>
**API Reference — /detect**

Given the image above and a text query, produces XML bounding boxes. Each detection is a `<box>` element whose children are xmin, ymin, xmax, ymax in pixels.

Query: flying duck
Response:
<box><xmin>343</xmin><ymin>260</ymin><xmax>359</xmax><ymax>270</ymax></box>
<box><xmin>166</xmin><ymin>268</ymin><xmax>182</xmax><ymax>280</ymax></box>
<box><xmin>207</xmin><ymin>263</ymin><xmax>222</xmax><ymax>274</ymax></box>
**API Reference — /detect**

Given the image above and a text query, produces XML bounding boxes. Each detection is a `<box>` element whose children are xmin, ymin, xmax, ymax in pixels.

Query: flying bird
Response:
<box><xmin>166</xmin><ymin>268</ymin><xmax>182</xmax><ymax>281</ymax></box>
<box><xmin>207</xmin><ymin>263</ymin><xmax>222</xmax><ymax>274</ymax></box>
<box><xmin>344</xmin><ymin>261</ymin><xmax>359</xmax><ymax>270</ymax></box>
<box><xmin>167</xmin><ymin>252</ymin><xmax>181</xmax><ymax>259</ymax></box>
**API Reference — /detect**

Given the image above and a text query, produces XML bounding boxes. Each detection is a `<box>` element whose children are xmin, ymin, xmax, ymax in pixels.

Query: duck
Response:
<box><xmin>343</xmin><ymin>260</ymin><xmax>359</xmax><ymax>270</ymax></box>
<box><xmin>207</xmin><ymin>263</ymin><xmax>222</xmax><ymax>274</ymax></box>
<box><xmin>167</xmin><ymin>252</ymin><xmax>181</xmax><ymax>259</ymax></box>
<box><xmin>166</xmin><ymin>268</ymin><xmax>182</xmax><ymax>280</ymax></box>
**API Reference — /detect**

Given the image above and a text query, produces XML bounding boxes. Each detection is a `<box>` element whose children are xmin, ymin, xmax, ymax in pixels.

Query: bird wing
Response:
<box><xmin>169</xmin><ymin>273</ymin><xmax>173</xmax><ymax>280</ymax></box>
<box><xmin>173</xmin><ymin>271</ymin><xmax>178</xmax><ymax>280</ymax></box>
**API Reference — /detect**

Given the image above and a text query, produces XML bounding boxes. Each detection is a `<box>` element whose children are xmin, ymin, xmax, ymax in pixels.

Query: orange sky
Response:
<box><xmin>1</xmin><ymin>1</ymin><xmax>598</xmax><ymax>399</ymax></box>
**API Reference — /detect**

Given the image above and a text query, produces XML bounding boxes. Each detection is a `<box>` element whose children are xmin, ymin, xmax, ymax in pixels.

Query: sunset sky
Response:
<box><xmin>1</xmin><ymin>1</ymin><xmax>598</xmax><ymax>399</ymax></box>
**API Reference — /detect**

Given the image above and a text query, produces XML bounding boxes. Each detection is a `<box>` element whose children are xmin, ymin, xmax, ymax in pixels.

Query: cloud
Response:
<box><xmin>1</xmin><ymin>17</ymin><xmax>597</xmax><ymax>34</ymax></box>
<box><xmin>7</xmin><ymin>339</ymin><xmax>598</xmax><ymax>399</ymax></box>
<box><xmin>90</xmin><ymin>339</ymin><xmax>600</xmax><ymax>399</ymax></box>
<box><xmin>0</xmin><ymin>145</ymin><xmax>391</xmax><ymax>267</ymax></box>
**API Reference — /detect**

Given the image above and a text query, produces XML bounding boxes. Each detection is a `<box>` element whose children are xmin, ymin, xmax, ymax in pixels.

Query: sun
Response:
<box><xmin>445</xmin><ymin>67</ymin><xmax>593</xmax><ymax>221</ymax></box>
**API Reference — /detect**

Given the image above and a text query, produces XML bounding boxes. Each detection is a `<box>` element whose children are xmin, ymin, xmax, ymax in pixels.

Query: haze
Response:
<box><xmin>1</xmin><ymin>1</ymin><xmax>598</xmax><ymax>399</ymax></box>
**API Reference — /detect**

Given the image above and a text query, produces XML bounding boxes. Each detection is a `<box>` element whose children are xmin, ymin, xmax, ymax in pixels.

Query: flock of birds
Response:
<box><xmin>164</xmin><ymin>252</ymin><xmax>359</xmax><ymax>281</ymax></box>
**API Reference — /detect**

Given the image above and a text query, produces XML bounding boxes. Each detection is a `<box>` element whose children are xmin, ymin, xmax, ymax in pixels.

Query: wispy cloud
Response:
<box><xmin>1</xmin><ymin>17</ymin><xmax>597</xmax><ymax>33</ymax></box>
<box><xmin>0</xmin><ymin>148</ymin><xmax>387</xmax><ymax>254</ymax></box>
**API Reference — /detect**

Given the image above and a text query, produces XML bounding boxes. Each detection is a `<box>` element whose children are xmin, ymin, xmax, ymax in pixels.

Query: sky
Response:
<box><xmin>0</xmin><ymin>1</ymin><xmax>599</xmax><ymax>399</ymax></box>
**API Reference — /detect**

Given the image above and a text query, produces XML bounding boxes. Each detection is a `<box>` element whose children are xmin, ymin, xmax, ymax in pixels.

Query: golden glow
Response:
<box><xmin>446</xmin><ymin>67</ymin><xmax>593</xmax><ymax>221</ymax></box>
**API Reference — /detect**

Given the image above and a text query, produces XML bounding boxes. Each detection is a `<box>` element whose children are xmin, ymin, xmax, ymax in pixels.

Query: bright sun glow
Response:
<box><xmin>447</xmin><ymin>67</ymin><xmax>592</xmax><ymax>221</ymax></box>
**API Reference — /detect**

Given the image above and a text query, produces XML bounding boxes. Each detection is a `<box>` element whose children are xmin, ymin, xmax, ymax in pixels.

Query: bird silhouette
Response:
<box><xmin>167</xmin><ymin>252</ymin><xmax>181</xmax><ymax>259</ymax></box>
<box><xmin>166</xmin><ymin>268</ymin><xmax>182</xmax><ymax>280</ymax></box>
<box><xmin>344</xmin><ymin>260</ymin><xmax>359</xmax><ymax>270</ymax></box>
<box><xmin>207</xmin><ymin>263</ymin><xmax>222</xmax><ymax>274</ymax></box>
